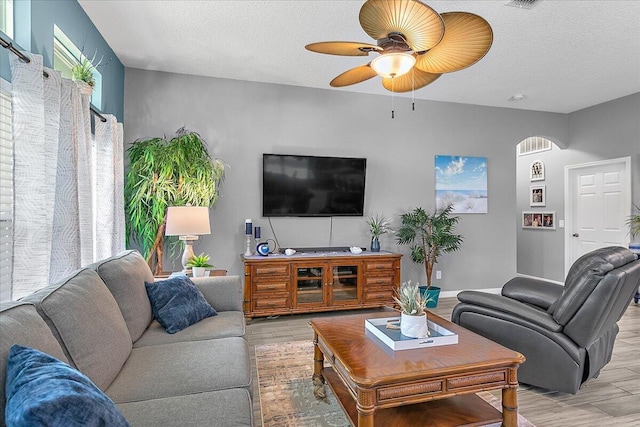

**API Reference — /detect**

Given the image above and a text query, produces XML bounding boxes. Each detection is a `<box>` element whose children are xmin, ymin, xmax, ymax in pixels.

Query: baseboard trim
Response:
<box><xmin>515</xmin><ymin>273</ymin><xmax>564</xmax><ymax>286</ymax></box>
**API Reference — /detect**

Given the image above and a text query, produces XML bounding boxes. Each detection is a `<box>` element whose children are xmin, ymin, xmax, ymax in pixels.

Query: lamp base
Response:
<box><xmin>181</xmin><ymin>239</ymin><xmax>197</xmax><ymax>270</ymax></box>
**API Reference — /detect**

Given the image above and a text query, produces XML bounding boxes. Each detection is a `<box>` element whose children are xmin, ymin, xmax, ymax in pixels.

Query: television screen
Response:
<box><xmin>262</xmin><ymin>154</ymin><xmax>366</xmax><ymax>217</ymax></box>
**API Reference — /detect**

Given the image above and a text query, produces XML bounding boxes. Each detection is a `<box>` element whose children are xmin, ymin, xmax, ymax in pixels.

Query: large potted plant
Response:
<box><xmin>396</xmin><ymin>205</ymin><xmax>463</xmax><ymax>307</ymax></box>
<box><xmin>628</xmin><ymin>204</ymin><xmax>640</xmax><ymax>248</ymax></box>
<box><xmin>125</xmin><ymin>127</ymin><xmax>225</xmax><ymax>275</ymax></box>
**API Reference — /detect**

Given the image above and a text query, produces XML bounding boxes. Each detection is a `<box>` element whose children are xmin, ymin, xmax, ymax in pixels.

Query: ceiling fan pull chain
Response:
<box><xmin>391</xmin><ymin>77</ymin><xmax>395</xmax><ymax>119</ymax></box>
<box><xmin>412</xmin><ymin>69</ymin><xmax>415</xmax><ymax>111</ymax></box>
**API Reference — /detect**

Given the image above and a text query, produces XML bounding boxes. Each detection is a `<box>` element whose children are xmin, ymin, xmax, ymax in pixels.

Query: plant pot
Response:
<box><xmin>400</xmin><ymin>312</ymin><xmax>428</xmax><ymax>338</ymax></box>
<box><xmin>371</xmin><ymin>237</ymin><xmax>380</xmax><ymax>252</ymax></box>
<box><xmin>419</xmin><ymin>286</ymin><xmax>441</xmax><ymax>308</ymax></box>
<box><xmin>192</xmin><ymin>267</ymin><xmax>206</xmax><ymax>277</ymax></box>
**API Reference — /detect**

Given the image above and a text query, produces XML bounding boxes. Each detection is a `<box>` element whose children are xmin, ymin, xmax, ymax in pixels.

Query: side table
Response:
<box><xmin>155</xmin><ymin>269</ymin><xmax>227</xmax><ymax>279</ymax></box>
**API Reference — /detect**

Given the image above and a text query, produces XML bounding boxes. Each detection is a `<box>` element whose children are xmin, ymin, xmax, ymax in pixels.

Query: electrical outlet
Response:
<box><xmin>436</xmin><ymin>270</ymin><xmax>442</xmax><ymax>280</ymax></box>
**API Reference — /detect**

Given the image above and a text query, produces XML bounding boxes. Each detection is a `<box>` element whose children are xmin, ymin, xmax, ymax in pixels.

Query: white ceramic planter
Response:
<box><xmin>400</xmin><ymin>312</ymin><xmax>428</xmax><ymax>338</ymax></box>
<box><xmin>192</xmin><ymin>267</ymin><xmax>206</xmax><ymax>277</ymax></box>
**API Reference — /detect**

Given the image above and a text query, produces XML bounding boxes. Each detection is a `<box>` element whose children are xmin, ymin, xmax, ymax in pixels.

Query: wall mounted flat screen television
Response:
<box><xmin>262</xmin><ymin>154</ymin><xmax>366</xmax><ymax>217</ymax></box>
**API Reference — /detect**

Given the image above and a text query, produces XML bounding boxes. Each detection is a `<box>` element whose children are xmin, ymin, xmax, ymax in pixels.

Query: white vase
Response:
<box><xmin>400</xmin><ymin>312</ymin><xmax>428</xmax><ymax>338</ymax></box>
<box><xmin>192</xmin><ymin>267</ymin><xmax>206</xmax><ymax>278</ymax></box>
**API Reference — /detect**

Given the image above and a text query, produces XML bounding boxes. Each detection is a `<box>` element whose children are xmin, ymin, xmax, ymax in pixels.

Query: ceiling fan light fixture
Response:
<box><xmin>370</xmin><ymin>52</ymin><xmax>416</xmax><ymax>79</ymax></box>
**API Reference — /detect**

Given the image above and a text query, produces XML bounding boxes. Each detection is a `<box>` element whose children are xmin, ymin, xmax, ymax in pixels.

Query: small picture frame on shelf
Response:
<box><xmin>522</xmin><ymin>211</ymin><xmax>556</xmax><ymax>229</ymax></box>
<box><xmin>530</xmin><ymin>160</ymin><xmax>545</xmax><ymax>181</ymax></box>
<box><xmin>530</xmin><ymin>185</ymin><xmax>546</xmax><ymax>207</ymax></box>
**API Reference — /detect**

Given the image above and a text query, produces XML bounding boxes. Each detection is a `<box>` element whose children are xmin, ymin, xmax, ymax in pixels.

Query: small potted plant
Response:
<box><xmin>392</xmin><ymin>281</ymin><xmax>430</xmax><ymax>338</ymax></box>
<box><xmin>187</xmin><ymin>253</ymin><xmax>213</xmax><ymax>278</ymax></box>
<box><xmin>396</xmin><ymin>205</ymin><xmax>463</xmax><ymax>307</ymax></box>
<box><xmin>365</xmin><ymin>214</ymin><xmax>392</xmax><ymax>252</ymax></box>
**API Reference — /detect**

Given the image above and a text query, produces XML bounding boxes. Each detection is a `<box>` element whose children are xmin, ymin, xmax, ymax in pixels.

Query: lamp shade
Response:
<box><xmin>165</xmin><ymin>206</ymin><xmax>211</xmax><ymax>237</ymax></box>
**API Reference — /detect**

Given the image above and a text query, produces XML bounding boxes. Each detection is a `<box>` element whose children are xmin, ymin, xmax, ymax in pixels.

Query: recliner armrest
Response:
<box><xmin>502</xmin><ymin>277</ymin><xmax>564</xmax><ymax>310</ymax></box>
<box><xmin>456</xmin><ymin>290</ymin><xmax>562</xmax><ymax>332</ymax></box>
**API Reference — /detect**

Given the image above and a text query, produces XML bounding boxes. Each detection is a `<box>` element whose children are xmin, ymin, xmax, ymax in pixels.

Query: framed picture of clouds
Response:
<box><xmin>435</xmin><ymin>156</ymin><xmax>487</xmax><ymax>214</ymax></box>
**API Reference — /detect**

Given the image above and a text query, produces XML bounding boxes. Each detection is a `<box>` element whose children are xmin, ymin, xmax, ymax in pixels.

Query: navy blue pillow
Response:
<box><xmin>5</xmin><ymin>344</ymin><xmax>130</xmax><ymax>427</ymax></box>
<box><xmin>145</xmin><ymin>276</ymin><xmax>217</xmax><ymax>334</ymax></box>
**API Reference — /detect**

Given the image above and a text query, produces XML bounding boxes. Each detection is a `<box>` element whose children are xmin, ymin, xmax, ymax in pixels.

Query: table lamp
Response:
<box><xmin>165</xmin><ymin>206</ymin><xmax>211</xmax><ymax>272</ymax></box>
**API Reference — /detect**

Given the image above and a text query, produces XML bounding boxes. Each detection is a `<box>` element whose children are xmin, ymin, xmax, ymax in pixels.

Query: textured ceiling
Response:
<box><xmin>78</xmin><ymin>0</ymin><xmax>640</xmax><ymax>114</ymax></box>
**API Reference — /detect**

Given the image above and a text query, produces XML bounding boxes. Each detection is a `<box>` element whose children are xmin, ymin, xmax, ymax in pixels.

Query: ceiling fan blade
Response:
<box><xmin>305</xmin><ymin>41</ymin><xmax>382</xmax><ymax>56</ymax></box>
<box><xmin>415</xmin><ymin>12</ymin><xmax>493</xmax><ymax>73</ymax></box>
<box><xmin>330</xmin><ymin>64</ymin><xmax>379</xmax><ymax>87</ymax></box>
<box><xmin>381</xmin><ymin>67</ymin><xmax>441</xmax><ymax>92</ymax></box>
<box><xmin>359</xmin><ymin>0</ymin><xmax>444</xmax><ymax>52</ymax></box>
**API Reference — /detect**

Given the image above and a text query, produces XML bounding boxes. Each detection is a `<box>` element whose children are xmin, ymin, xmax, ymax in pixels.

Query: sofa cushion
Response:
<box><xmin>145</xmin><ymin>276</ymin><xmax>217</xmax><ymax>334</ymax></box>
<box><xmin>0</xmin><ymin>302</ymin><xmax>70</xmax><ymax>427</ymax></box>
<box><xmin>134</xmin><ymin>311</ymin><xmax>246</xmax><ymax>347</ymax></box>
<box><xmin>5</xmin><ymin>345</ymin><xmax>130</xmax><ymax>427</ymax></box>
<box><xmin>106</xmin><ymin>337</ymin><xmax>251</xmax><ymax>403</ymax></box>
<box><xmin>117</xmin><ymin>388</ymin><xmax>253</xmax><ymax>427</ymax></box>
<box><xmin>89</xmin><ymin>250</ymin><xmax>154</xmax><ymax>342</ymax></box>
<box><xmin>21</xmin><ymin>269</ymin><xmax>132</xmax><ymax>390</ymax></box>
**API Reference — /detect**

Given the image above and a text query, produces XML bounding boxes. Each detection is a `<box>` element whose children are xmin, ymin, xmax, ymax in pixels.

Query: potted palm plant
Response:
<box><xmin>365</xmin><ymin>214</ymin><xmax>392</xmax><ymax>252</ymax></box>
<box><xmin>628</xmin><ymin>204</ymin><xmax>640</xmax><ymax>239</ymax></box>
<box><xmin>187</xmin><ymin>253</ymin><xmax>214</xmax><ymax>277</ymax></box>
<box><xmin>125</xmin><ymin>127</ymin><xmax>225</xmax><ymax>274</ymax></box>
<box><xmin>396</xmin><ymin>205</ymin><xmax>463</xmax><ymax>307</ymax></box>
<box><xmin>392</xmin><ymin>281</ymin><xmax>430</xmax><ymax>338</ymax></box>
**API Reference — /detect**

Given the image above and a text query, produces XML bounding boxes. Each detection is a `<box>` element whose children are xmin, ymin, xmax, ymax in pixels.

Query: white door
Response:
<box><xmin>565</xmin><ymin>157</ymin><xmax>631</xmax><ymax>274</ymax></box>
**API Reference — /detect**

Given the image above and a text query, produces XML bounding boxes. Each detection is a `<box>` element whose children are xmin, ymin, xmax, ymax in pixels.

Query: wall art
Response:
<box><xmin>435</xmin><ymin>155</ymin><xmax>487</xmax><ymax>214</ymax></box>
<box><xmin>530</xmin><ymin>160</ymin><xmax>545</xmax><ymax>181</ymax></box>
<box><xmin>530</xmin><ymin>185</ymin><xmax>546</xmax><ymax>207</ymax></box>
<box><xmin>522</xmin><ymin>211</ymin><xmax>555</xmax><ymax>229</ymax></box>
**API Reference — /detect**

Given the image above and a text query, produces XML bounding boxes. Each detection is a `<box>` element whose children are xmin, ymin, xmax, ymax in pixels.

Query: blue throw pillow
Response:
<box><xmin>145</xmin><ymin>276</ymin><xmax>217</xmax><ymax>334</ymax></box>
<box><xmin>5</xmin><ymin>345</ymin><xmax>130</xmax><ymax>427</ymax></box>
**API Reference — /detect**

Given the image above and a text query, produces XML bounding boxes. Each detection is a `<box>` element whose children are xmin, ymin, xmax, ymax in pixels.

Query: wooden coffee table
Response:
<box><xmin>310</xmin><ymin>310</ymin><xmax>525</xmax><ymax>427</ymax></box>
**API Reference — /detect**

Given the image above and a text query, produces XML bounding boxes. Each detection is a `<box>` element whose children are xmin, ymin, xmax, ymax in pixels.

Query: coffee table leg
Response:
<box><xmin>312</xmin><ymin>332</ymin><xmax>326</xmax><ymax>399</ymax></box>
<box><xmin>356</xmin><ymin>405</ymin><xmax>374</xmax><ymax>427</ymax></box>
<box><xmin>502</xmin><ymin>386</ymin><xmax>518</xmax><ymax>427</ymax></box>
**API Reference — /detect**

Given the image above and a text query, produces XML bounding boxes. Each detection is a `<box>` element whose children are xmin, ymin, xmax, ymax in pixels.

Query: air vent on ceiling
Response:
<box><xmin>505</xmin><ymin>0</ymin><xmax>540</xmax><ymax>9</ymax></box>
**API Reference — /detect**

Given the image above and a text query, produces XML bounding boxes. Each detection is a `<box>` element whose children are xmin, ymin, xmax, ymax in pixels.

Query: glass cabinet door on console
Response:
<box><xmin>329</xmin><ymin>263</ymin><xmax>360</xmax><ymax>305</ymax></box>
<box><xmin>294</xmin><ymin>263</ymin><xmax>327</xmax><ymax>306</ymax></box>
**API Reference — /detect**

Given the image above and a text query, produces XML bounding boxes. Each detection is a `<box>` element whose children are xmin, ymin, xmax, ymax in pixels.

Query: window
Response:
<box><xmin>0</xmin><ymin>0</ymin><xmax>13</xmax><ymax>39</ymax></box>
<box><xmin>518</xmin><ymin>137</ymin><xmax>552</xmax><ymax>156</ymax></box>
<box><xmin>0</xmin><ymin>78</ymin><xmax>12</xmax><ymax>302</ymax></box>
<box><xmin>53</xmin><ymin>25</ymin><xmax>103</xmax><ymax>109</ymax></box>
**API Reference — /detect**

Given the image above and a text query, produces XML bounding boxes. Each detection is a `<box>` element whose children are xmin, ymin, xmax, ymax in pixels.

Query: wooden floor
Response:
<box><xmin>246</xmin><ymin>298</ymin><xmax>640</xmax><ymax>427</ymax></box>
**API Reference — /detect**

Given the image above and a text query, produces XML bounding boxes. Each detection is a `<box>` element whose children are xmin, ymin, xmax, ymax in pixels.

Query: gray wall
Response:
<box><xmin>1</xmin><ymin>0</ymin><xmax>125</xmax><ymax>121</ymax></box>
<box><xmin>516</xmin><ymin>93</ymin><xmax>640</xmax><ymax>281</ymax></box>
<box><xmin>124</xmin><ymin>68</ymin><xmax>569</xmax><ymax>292</ymax></box>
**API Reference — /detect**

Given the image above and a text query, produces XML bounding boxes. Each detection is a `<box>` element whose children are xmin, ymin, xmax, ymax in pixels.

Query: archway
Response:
<box><xmin>515</xmin><ymin>136</ymin><xmax>565</xmax><ymax>282</ymax></box>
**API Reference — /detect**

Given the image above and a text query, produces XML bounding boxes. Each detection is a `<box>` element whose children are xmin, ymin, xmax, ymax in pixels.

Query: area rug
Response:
<box><xmin>255</xmin><ymin>340</ymin><xmax>535</xmax><ymax>427</ymax></box>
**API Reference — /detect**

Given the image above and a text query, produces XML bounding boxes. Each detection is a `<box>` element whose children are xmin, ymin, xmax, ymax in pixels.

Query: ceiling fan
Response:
<box><xmin>305</xmin><ymin>0</ymin><xmax>493</xmax><ymax>93</ymax></box>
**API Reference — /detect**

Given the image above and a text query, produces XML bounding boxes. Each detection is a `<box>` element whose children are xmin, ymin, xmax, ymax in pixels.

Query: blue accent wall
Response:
<box><xmin>1</xmin><ymin>0</ymin><xmax>124</xmax><ymax>122</ymax></box>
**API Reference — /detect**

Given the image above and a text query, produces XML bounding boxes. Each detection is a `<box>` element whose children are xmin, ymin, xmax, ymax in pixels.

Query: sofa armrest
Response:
<box><xmin>501</xmin><ymin>277</ymin><xmax>564</xmax><ymax>310</ymax></box>
<box><xmin>192</xmin><ymin>275</ymin><xmax>243</xmax><ymax>312</ymax></box>
<box><xmin>456</xmin><ymin>290</ymin><xmax>562</xmax><ymax>332</ymax></box>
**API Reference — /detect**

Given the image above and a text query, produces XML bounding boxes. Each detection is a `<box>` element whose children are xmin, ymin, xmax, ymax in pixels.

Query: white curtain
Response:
<box><xmin>95</xmin><ymin>115</ymin><xmax>125</xmax><ymax>260</ymax></box>
<box><xmin>9</xmin><ymin>52</ymin><xmax>124</xmax><ymax>299</ymax></box>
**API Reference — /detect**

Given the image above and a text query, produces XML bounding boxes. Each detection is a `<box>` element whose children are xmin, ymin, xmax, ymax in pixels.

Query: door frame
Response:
<box><xmin>564</xmin><ymin>156</ymin><xmax>631</xmax><ymax>276</ymax></box>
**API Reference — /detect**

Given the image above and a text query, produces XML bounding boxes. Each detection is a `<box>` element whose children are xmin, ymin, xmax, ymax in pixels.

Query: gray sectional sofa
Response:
<box><xmin>0</xmin><ymin>250</ymin><xmax>253</xmax><ymax>426</ymax></box>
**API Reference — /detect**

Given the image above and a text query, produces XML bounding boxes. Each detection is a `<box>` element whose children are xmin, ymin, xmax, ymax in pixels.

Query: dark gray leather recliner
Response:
<box><xmin>451</xmin><ymin>246</ymin><xmax>640</xmax><ymax>394</ymax></box>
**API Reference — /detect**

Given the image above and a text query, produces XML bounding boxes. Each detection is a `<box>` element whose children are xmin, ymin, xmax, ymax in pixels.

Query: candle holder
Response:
<box><xmin>244</xmin><ymin>235</ymin><xmax>253</xmax><ymax>257</ymax></box>
<box><xmin>244</xmin><ymin>219</ymin><xmax>253</xmax><ymax>257</ymax></box>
